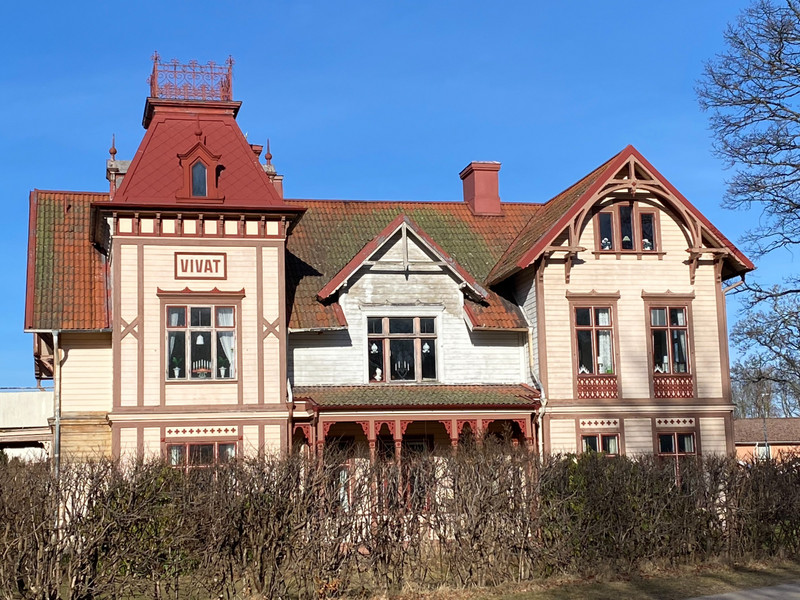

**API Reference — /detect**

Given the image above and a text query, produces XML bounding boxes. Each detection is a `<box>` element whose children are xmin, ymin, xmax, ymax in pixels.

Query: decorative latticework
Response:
<box><xmin>654</xmin><ymin>374</ymin><xmax>694</xmax><ymax>398</ymax></box>
<box><xmin>577</xmin><ymin>375</ymin><xmax>618</xmax><ymax>399</ymax></box>
<box><xmin>148</xmin><ymin>52</ymin><xmax>234</xmax><ymax>101</ymax></box>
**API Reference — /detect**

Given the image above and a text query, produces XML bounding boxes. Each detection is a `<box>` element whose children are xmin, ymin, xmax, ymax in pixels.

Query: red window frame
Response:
<box><xmin>167</xmin><ymin>440</ymin><xmax>237</xmax><ymax>472</ymax></box>
<box><xmin>595</xmin><ymin>202</ymin><xmax>660</xmax><ymax>253</ymax></box>
<box><xmin>367</xmin><ymin>316</ymin><xmax>437</xmax><ymax>383</ymax></box>
<box><xmin>166</xmin><ymin>304</ymin><xmax>236</xmax><ymax>381</ymax></box>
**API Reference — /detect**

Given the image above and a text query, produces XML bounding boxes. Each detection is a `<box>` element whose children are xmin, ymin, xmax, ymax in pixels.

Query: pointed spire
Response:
<box><xmin>109</xmin><ymin>134</ymin><xmax>117</xmax><ymax>160</ymax></box>
<box><xmin>264</xmin><ymin>138</ymin><xmax>276</xmax><ymax>175</ymax></box>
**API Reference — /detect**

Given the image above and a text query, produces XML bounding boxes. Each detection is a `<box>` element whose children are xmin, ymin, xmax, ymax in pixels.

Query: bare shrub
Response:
<box><xmin>3</xmin><ymin>448</ymin><xmax>800</xmax><ymax>598</ymax></box>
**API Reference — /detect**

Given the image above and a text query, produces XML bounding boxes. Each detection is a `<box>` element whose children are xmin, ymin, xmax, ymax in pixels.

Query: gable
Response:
<box><xmin>317</xmin><ymin>215</ymin><xmax>487</xmax><ymax>302</ymax></box>
<box><xmin>285</xmin><ymin>200</ymin><xmax>539</xmax><ymax>331</ymax></box>
<box><xmin>488</xmin><ymin>146</ymin><xmax>754</xmax><ymax>285</ymax></box>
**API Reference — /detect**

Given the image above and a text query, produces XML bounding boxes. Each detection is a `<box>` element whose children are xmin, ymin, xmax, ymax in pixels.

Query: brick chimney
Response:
<box><xmin>460</xmin><ymin>161</ymin><xmax>502</xmax><ymax>215</ymax></box>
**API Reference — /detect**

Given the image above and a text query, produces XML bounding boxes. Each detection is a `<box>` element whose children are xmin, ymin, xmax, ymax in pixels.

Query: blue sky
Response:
<box><xmin>2</xmin><ymin>0</ymin><xmax>788</xmax><ymax>387</ymax></box>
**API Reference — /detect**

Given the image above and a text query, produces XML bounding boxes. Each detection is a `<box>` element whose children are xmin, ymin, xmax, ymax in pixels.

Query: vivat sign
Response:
<box><xmin>174</xmin><ymin>252</ymin><xmax>227</xmax><ymax>280</ymax></box>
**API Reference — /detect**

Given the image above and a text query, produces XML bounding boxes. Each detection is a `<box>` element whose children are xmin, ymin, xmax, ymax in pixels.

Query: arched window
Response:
<box><xmin>191</xmin><ymin>162</ymin><xmax>207</xmax><ymax>197</ymax></box>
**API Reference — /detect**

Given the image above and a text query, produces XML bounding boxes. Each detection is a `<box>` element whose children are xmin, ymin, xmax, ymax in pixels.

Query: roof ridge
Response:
<box><xmin>34</xmin><ymin>189</ymin><xmax>110</xmax><ymax>197</ymax></box>
<box><xmin>485</xmin><ymin>150</ymin><xmax>625</xmax><ymax>284</ymax></box>
<box><xmin>284</xmin><ymin>198</ymin><xmax>544</xmax><ymax>207</ymax></box>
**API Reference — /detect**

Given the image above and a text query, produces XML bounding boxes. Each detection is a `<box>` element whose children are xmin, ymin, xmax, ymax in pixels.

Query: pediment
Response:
<box><xmin>317</xmin><ymin>214</ymin><xmax>488</xmax><ymax>301</ymax></box>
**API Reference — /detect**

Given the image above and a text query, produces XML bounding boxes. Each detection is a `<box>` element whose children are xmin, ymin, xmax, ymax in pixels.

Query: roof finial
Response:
<box><xmin>263</xmin><ymin>138</ymin><xmax>276</xmax><ymax>176</ymax></box>
<box><xmin>109</xmin><ymin>134</ymin><xmax>117</xmax><ymax>160</ymax></box>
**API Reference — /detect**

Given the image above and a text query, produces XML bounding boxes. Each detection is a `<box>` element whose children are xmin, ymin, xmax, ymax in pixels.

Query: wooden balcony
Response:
<box><xmin>653</xmin><ymin>374</ymin><xmax>694</xmax><ymax>399</ymax></box>
<box><xmin>577</xmin><ymin>375</ymin><xmax>618</xmax><ymax>400</ymax></box>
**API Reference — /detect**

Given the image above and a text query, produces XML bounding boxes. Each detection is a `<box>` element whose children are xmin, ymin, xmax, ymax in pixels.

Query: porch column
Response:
<box><xmin>393</xmin><ymin>418</ymin><xmax>402</xmax><ymax>464</ymax></box>
<box><xmin>316</xmin><ymin>419</ymin><xmax>329</xmax><ymax>456</ymax></box>
<box><xmin>447</xmin><ymin>418</ymin><xmax>458</xmax><ymax>450</ymax></box>
<box><xmin>524</xmin><ymin>416</ymin><xmax>535</xmax><ymax>452</ymax></box>
<box><xmin>367</xmin><ymin>419</ymin><xmax>376</xmax><ymax>463</ymax></box>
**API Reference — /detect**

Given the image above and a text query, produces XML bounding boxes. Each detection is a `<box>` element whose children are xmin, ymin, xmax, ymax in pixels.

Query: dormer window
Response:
<box><xmin>177</xmin><ymin>142</ymin><xmax>223</xmax><ymax>203</ymax></box>
<box><xmin>191</xmin><ymin>161</ymin><xmax>207</xmax><ymax>197</ymax></box>
<box><xmin>595</xmin><ymin>202</ymin><xmax>659</xmax><ymax>253</ymax></box>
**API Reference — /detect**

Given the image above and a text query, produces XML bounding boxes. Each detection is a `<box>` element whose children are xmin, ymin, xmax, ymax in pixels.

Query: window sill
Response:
<box><xmin>368</xmin><ymin>380</ymin><xmax>440</xmax><ymax>385</ymax></box>
<box><xmin>592</xmin><ymin>250</ymin><xmax>665</xmax><ymax>260</ymax></box>
<box><xmin>166</xmin><ymin>378</ymin><xmax>238</xmax><ymax>385</ymax></box>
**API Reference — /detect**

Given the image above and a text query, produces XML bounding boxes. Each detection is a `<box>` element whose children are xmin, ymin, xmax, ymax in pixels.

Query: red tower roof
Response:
<box><xmin>105</xmin><ymin>55</ymin><xmax>298</xmax><ymax>213</ymax></box>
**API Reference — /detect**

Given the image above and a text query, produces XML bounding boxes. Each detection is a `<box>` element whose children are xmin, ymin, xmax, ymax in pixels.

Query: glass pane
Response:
<box><xmin>168</xmin><ymin>445</ymin><xmax>185</xmax><ymax>466</ymax></box>
<box><xmin>219</xmin><ymin>443</ymin><xmax>236</xmax><ymax>462</ymax></box>
<box><xmin>390</xmin><ymin>339</ymin><xmax>415</xmax><ymax>381</ymax></box>
<box><xmin>191</xmin><ymin>307</ymin><xmax>212</xmax><ymax>327</ymax></box>
<box><xmin>191</xmin><ymin>162</ymin><xmax>207</xmax><ymax>197</ymax></box>
<box><xmin>420</xmin><ymin>317</ymin><xmax>435</xmax><ymax>334</ymax></box>
<box><xmin>216</xmin><ymin>307</ymin><xmax>234</xmax><ymax>327</ymax></box>
<box><xmin>167</xmin><ymin>331</ymin><xmax>186</xmax><ymax>379</ymax></box>
<box><xmin>167</xmin><ymin>307</ymin><xmax>185</xmax><ymax>328</ymax></box>
<box><xmin>672</xmin><ymin>330</ymin><xmax>689</xmax><ymax>373</ymax></box>
<box><xmin>575</xmin><ymin>307</ymin><xmax>591</xmax><ymax>326</ymax></box>
<box><xmin>651</xmin><ymin>308</ymin><xmax>667</xmax><ymax>327</ymax></box>
<box><xmin>598</xmin><ymin>213</ymin><xmax>613</xmax><ymax>250</ymax></box>
<box><xmin>620</xmin><ymin>205</ymin><xmax>634</xmax><ymax>249</ymax></box>
<box><xmin>602</xmin><ymin>435</ymin><xmax>618</xmax><ymax>454</ymax></box>
<box><xmin>367</xmin><ymin>317</ymin><xmax>383</xmax><ymax>334</ymax></box>
<box><xmin>659</xmin><ymin>434</ymin><xmax>675</xmax><ymax>454</ymax></box>
<box><xmin>670</xmin><ymin>308</ymin><xmax>686</xmax><ymax>327</ymax></box>
<box><xmin>583</xmin><ymin>436</ymin><xmax>599</xmax><ymax>452</ymax></box>
<box><xmin>389</xmin><ymin>318</ymin><xmax>414</xmax><ymax>334</ymax></box>
<box><xmin>678</xmin><ymin>433</ymin><xmax>694</xmax><ymax>454</ymax></box>
<box><xmin>368</xmin><ymin>339</ymin><xmax>385</xmax><ymax>381</ymax></box>
<box><xmin>577</xmin><ymin>330</ymin><xmax>594</xmax><ymax>374</ymax></box>
<box><xmin>641</xmin><ymin>213</ymin><xmax>655</xmax><ymax>250</ymax></box>
<box><xmin>595</xmin><ymin>308</ymin><xmax>610</xmax><ymax>326</ymax></box>
<box><xmin>191</xmin><ymin>332</ymin><xmax>212</xmax><ymax>378</ymax></box>
<box><xmin>421</xmin><ymin>340</ymin><xmax>436</xmax><ymax>380</ymax></box>
<box><xmin>216</xmin><ymin>332</ymin><xmax>235</xmax><ymax>378</ymax></box>
<box><xmin>652</xmin><ymin>330</ymin><xmax>669</xmax><ymax>373</ymax></box>
<box><xmin>404</xmin><ymin>437</ymin><xmax>427</xmax><ymax>454</ymax></box>
<box><xmin>189</xmin><ymin>444</ymin><xmax>214</xmax><ymax>465</ymax></box>
<box><xmin>596</xmin><ymin>330</ymin><xmax>613</xmax><ymax>373</ymax></box>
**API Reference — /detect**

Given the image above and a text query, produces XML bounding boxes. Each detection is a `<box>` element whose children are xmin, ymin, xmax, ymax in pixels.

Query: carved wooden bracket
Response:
<box><xmin>293</xmin><ymin>423</ymin><xmax>311</xmax><ymax>442</ymax></box>
<box><xmin>355</xmin><ymin>421</ymin><xmax>370</xmax><ymax>438</ymax></box>
<box><xmin>441</xmin><ymin>419</ymin><xmax>453</xmax><ymax>438</ymax></box>
<box><xmin>457</xmin><ymin>419</ymin><xmax>478</xmax><ymax>435</ymax></box>
<box><xmin>374</xmin><ymin>420</ymin><xmax>395</xmax><ymax>438</ymax></box>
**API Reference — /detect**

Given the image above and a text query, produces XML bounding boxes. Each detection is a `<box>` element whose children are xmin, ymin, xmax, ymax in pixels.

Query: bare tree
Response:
<box><xmin>731</xmin><ymin>296</ymin><xmax>800</xmax><ymax>416</ymax></box>
<box><xmin>699</xmin><ymin>0</ymin><xmax>800</xmax><ymax>264</ymax></box>
<box><xmin>698</xmin><ymin>0</ymin><xmax>800</xmax><ymax>413</ymax></box>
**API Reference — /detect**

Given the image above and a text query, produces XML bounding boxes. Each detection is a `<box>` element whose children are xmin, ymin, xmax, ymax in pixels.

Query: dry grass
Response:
<box><xmin>386</xmin><ymin>560</ymin><xmax>800</xmax><ymax>600</ymax></box>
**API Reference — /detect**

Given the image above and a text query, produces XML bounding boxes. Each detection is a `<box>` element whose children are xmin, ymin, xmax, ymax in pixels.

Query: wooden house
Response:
<box><xmin>23</xmin><ymin>58</ymin><xmax>753</xmax><ymax>466</ymax></box>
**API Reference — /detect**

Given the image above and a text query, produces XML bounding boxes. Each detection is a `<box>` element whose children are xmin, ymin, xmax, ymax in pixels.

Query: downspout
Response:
<box><xmin>52</xmin><ymin>330</ymin><xmax>61</xmax><ymax>480</ymax></box>
<box><xmin>527</xmin><ymin>327</ymin><xmax>547</xmax><ymax>458</ymax></box>
<box><xmin>287</xmin><ymin>379</ymin><xmax>293</xmax><ymax>453</ymax></box>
